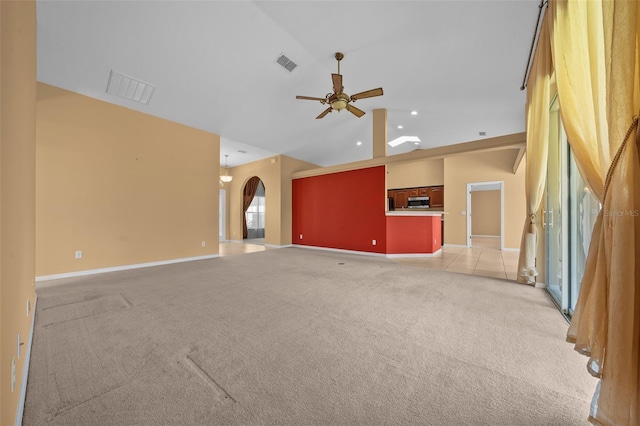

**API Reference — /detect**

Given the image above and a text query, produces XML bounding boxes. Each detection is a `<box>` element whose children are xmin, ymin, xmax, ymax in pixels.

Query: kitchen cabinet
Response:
<box><xmin>394</xmin><ymin>190</ymin><xmax>408</xmax><ymax>209</ymax></box>
<box><xmin>429</xmin><ymin>186</ymin><xmax>444</xmax><ymax>208</ymax></box>
<box><xmin>387</xmin><ymin>185</ymin><xmax>444</xmax><ymax>210</ymax></box>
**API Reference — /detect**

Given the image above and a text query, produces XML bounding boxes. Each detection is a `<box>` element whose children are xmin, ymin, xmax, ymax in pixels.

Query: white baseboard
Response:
<box><xmin>502</xmin><ymin>247</ymin><xmax>521</xmax><ymax>252</ymax></box>
<box><xmin>443</xmin><ymin>244</ymin><xmax>467</xmax><ymax>249</ymax></box>
<box><xmin>293</xmin><ymin>244</ymin><xmax>386</xmax><ymax>257</ymax></box>
<box><xmin>265</xmin><ymin>244</ymin><xmax>293</xmax><ymax>249</ymax></box>
<box><xmin>15</xmin><ymin>295</ymin><xmax>37</xmax><ymax>426</ymax></box>
<box><xmin>35</xmin><ymin>254</ymin><xmax>219</xmax><ymax>283</ymax></box>
<box><xmin>227</xmin><ymin>240</ymin><xmax>244</xmax><ymax>243</ymax></box>
<box><xmin>293</xmin><ymin>244</ymin><xmax>443</xmax><ymax>258</ymax></box>
<box><xmin>471</xmin><ymin>234</ymin><xmax>500</xmax><ymax>238</ymax></box>
<box><xmin>386</xmin><ymin>248</ymin><xmax>442</xmax><ymax>258</ymax></box>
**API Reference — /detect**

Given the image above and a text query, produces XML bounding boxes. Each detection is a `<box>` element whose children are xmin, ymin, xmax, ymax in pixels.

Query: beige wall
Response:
<box><xmin>444</xmin><ymin>150</ymin><xmax>526</xmax><ymax>249</ymax></box>
<box><xmin>1</xmin><ymin>2</ymin><xmax>37</xmax><ymax>424</ymax></box>
<box><xmin>386</xmin><ymin>158</ymin><xmax>444</xmax><ymax>189</ymax></box>
<box><xmin>226</xmin><ymin>155</ymin><xmax>317</xmax><ymax>245</ymax></box>
<box><xmin>471</xmin><ymin>190</ymin><xmax>501</xmax><ymax>236</ymax></box>
<box><xmin>36</xmin><ymin>84</ymin><xmax>220</xmax><ymax>277</ymax></box>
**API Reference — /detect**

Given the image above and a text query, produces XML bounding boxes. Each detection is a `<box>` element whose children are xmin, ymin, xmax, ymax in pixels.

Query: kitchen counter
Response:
<box><xmin>386</xmin><ymin>212</ymin><xmax>442</xmax><ymax>257</ymax></box>
<box><xmin>386</xmin><ymin>210</ymin><xmax>443</xmax><ymax>216</ymax></box>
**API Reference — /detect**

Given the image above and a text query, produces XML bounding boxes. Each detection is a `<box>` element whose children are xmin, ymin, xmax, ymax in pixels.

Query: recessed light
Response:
<box><xmin>356</xmin><ymin>141</ymin><xmax>362</xmax><ymax>146</ymax></box>
<box><xmin>414</xmin><ymin>142</ymin><xmax>420</xmax><ymax>145</ymax></box>
<box><xmin>411</xmin><ymin>111</ymin><xmax>418</xmax><ymax>115</ymax></box>
<box><xmin>397</xmin><ymin>125</ymin><xmax>403</xmax><ymax>129</ymax></box>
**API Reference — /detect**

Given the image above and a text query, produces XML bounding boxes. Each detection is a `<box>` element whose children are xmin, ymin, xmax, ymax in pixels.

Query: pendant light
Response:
<box><xmin>220</xmin><ymin>154</ymin><xmax>233</xmax><ymax>183</ymax></box>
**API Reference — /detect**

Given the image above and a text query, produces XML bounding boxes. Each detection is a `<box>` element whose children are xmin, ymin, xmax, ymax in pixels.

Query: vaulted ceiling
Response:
<box><xmin>36</xmin><ymin>1</ymin><xmax>539</xmax><ymax>168</ymax></box>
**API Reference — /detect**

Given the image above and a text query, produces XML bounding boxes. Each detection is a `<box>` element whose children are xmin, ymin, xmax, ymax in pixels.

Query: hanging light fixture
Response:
<box><xmin>220</xmin><ymin>154</ymin><xmax>233</xmax><ymax>183</ymax></box>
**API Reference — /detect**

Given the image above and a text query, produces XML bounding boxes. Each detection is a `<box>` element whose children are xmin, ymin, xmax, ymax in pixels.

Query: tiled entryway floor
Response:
<box><xmin>219</xmin><ymin>239</ymin><xmax>270</xmax><ymax>257</ymax></box>
<box><xmin>392</xmin><ymin>245</ymin><xmax>520</xmax><ymax>281</ymax></box>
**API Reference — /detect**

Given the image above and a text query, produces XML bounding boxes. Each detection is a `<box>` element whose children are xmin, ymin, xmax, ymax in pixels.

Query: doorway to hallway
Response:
<box><xmin>466</xmin><ymin>181</ymin><xmax>504</xmax><ymax>250</ymax></box>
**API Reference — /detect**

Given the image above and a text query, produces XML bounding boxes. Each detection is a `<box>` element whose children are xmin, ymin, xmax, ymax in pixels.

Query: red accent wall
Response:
<box><xmin>292</xmin><ymin>166</ymin><xmax>387</xmax><ymax>253</ymax></box>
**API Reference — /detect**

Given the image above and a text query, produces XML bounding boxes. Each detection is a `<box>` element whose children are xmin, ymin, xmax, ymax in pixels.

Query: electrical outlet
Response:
<box><xmin>75</xmin><ymin>250</ymin><xmax>83</xmax><ymax>259</ymax></box>
<box><xmin>372</xmin><ymin>239</ymin><xmax>377</xmax><ymax>245</ymax></box>
<box><xmin>299</xmin><ymin>234</ymin><xmax>303</xmax><ymax>239</ymax></box>
<box><xmin>201</xmin><ymin>241</ymin><xmax>206</xmax><ymax>247</ymax></box>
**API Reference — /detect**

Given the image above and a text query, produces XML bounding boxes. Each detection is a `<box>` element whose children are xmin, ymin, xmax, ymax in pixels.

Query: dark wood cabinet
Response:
<box><xmin>429</xmin><ymin>186</ymin><xmax>444</xmax><ymax>208</ymax></box>
<box><xmin>387</xmin><ymin>185</ymin><xmax>445</xmax><ymax>210</ymax></box>
<box><xmin>394</xmin><ymin>190</ymin><xmax>408</xmax><ymax>209</ymax></box>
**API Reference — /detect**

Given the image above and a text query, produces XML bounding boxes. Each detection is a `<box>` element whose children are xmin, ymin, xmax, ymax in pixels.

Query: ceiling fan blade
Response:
<box><xmin>346</xmin><ymin>104</ymin><xmax>365</xmax><ymax>118</ymax></box>
<box><xmin>296</xmin><ymin>95</ymin><xmax>326</xmax><ymax>103</ymax></box>
<box><xmin>316</xmin><ymin>107</ymin><xmax>332</xmax><ymax>119</ymax></box>
<box><xmin>350</xmin><ymin>87</ymin><xmax>384</xmax><ymax>101</ymax></box>
<box><xmin>332</xmin><ymin>73</ymin><xmax>343</xmax><ymax>94</ymax></box>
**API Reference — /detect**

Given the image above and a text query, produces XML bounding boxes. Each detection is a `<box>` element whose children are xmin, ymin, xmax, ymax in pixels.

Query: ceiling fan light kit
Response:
<box><xmin>330</xmin><ymin>93</ymin><xmax>349</xmax><ymax>111</ymax></box>
<box><xmin>296</xmin><ymin>52</ymin><xmax>383</xmax><ymax>119</ymax></box>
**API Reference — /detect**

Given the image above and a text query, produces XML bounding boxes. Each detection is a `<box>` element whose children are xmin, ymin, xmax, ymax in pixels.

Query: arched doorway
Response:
<box><xmin>243</xmin><ymin>176</ymin><xmax>265</xmax><ymax>242</ymax></box>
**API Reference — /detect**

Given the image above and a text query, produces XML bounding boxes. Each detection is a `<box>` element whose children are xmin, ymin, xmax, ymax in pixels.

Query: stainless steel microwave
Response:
<box><xmin>407</xmin><ymin>196</ymin><xmax>430</xmax><ymax>208</ymax></box>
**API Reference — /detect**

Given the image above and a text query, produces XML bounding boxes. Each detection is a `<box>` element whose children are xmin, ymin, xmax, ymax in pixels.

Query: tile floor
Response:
<box><xmin>219</xmin><ymin>239</ymin><xmax>519</xmax><ymax>281</ymax></box>
<box><xmin>392</xmin><ymin>245</ymin><xmax>520</xmax><ymax>281</ymax></box>
<box><xmin>219</xmin><ymin>239</ymin><xmax>270</xmax><ymax>257</ymax></box>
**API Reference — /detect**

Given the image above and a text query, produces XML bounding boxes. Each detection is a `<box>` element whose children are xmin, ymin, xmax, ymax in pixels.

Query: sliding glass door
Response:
<box><xmin>545</xmin><ymin>100</ymin><xmax>567</xmax><ymax>308</ymax></box>
<box><xmin>545</xmin><ymin>97</ymin><xmax>600</xmax><ymax>316</ymax></box>
<box><xmin>567</xmin><ymin>155</ymin><xmax>600</xmax><ymax>314</ymax></box>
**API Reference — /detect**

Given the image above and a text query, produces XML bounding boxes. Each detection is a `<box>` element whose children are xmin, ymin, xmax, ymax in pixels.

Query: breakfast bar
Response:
<box><xmin>385</xmin><ymin>211</ymin><xmax>443</xmax><ymax>257</ymax></box>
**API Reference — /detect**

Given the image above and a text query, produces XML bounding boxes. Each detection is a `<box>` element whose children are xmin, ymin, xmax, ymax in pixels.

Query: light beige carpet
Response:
<box><xmin>24</xmin><ymin>248</ymin><xmax>595</xmax><ymax>425</ymax></box>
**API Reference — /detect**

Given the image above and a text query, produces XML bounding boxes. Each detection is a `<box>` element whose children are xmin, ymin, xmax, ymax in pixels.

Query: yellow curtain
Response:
<box><xmin>517</xmin><ymin>14</ymin><xmax>552</xmax><ymax>285</ymax></box>
<box><xmin>547</xmin><ymin>0</ymin><xmax>640</xmax><ymax>424</ymax></box>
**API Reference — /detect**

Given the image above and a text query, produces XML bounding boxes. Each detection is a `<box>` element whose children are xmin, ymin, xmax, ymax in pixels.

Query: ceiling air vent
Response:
<box><xmin>275</xmin><ymin>54</ymin><xmax>297</xmax><ymax>72</ymax></box>
<box><xmin>106</xmin><ymin>70</ymin><xmax>156</xmax><ymax>105</ymax></box>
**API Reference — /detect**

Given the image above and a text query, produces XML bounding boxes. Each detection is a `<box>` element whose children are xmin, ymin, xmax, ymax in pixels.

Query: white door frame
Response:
<box><xmin>466</xmin><ymin>181</ymin><xmax>504</xmax><ymax>249</ymax></box>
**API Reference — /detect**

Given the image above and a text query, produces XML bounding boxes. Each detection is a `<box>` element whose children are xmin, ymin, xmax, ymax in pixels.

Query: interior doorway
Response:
<box><xmin>243</xmin><ymin>177</ymin><xmax>265</xmax><ymax>243</ymax></box>
<box><xmin>466</xmin><ymin>181</ymin><xmax>504</xmax><ymax>250</ymax></box>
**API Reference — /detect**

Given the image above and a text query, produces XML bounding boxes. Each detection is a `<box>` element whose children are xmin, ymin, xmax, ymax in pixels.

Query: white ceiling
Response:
<box><xmin>36</xmin><ymin>0</ymin><xmax>538</xmax><ymax>168</ymax></box>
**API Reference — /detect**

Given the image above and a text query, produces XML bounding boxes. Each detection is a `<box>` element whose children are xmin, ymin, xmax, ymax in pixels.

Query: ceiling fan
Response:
<box><xmin>296</xmin><ymin>52</ymin><xmax>383</xmax><ymax>119</ymax></box>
